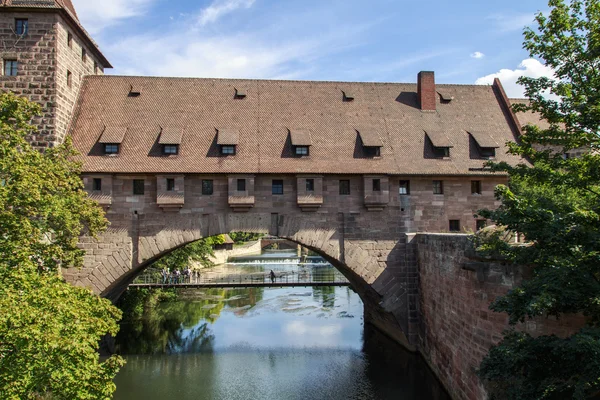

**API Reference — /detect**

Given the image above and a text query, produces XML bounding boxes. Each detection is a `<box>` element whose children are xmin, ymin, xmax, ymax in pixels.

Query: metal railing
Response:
<box><xmin>130</xmin><ymin>269</ymin><xmax>349</xmax><ymax>287</ymax></box>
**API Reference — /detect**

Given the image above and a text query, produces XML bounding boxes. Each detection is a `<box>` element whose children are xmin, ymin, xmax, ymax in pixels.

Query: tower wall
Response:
<box><xmin>0</xmin><ymin>10</ymin><xmax>104</xmax><ymax>149</ymax></box>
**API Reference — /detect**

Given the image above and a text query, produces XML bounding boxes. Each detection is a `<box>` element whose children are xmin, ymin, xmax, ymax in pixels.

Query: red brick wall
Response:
<box><xmin>415</xmin><ymin>234</ymin><xmax>586</xmax><ymax>400</ymax></box>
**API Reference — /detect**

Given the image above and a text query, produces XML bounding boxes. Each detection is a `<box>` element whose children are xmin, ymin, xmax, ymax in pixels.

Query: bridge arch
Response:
<box><xmin>64</xmin><ymin>212</ymin><xmax>419</xmax><ymax>349</ymax></box>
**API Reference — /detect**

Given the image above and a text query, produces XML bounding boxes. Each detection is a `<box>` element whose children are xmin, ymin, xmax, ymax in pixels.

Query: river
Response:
<box><xmin>113</xmin><ymin>251</ymin><xmax>450</xmax><ymax>400</ymax></box>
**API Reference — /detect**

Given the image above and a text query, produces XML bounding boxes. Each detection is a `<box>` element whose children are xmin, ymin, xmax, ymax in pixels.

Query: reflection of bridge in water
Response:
<box><xmin>129</xmin><ymin>269</ymin><xmax>350</xmax><ymax>289</ymax></box>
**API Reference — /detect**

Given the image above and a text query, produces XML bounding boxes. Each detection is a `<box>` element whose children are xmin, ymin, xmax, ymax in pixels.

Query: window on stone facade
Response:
<box><xmin>92</xmin><ymin>178</ymin><xmax>102</xmax><ymax>191</ymax></box>
<box><xmin>449</xmin><ymin>220</ymin><xmax>460</xmax><ymax>232</ymax></box>
<box><xmin>166</xmin><ymin>178</ymin><xmax>175</xmax><ymax>192</ymax></box>
<box><xmin>372</xmin><ymin>179</ymin><xmax>381</xmax><ymax>192</ymax></box>
<box><xmin>68</xmin><ymin>32</ymin><xmax>73</xmax><ymax>48</ymax></box>
<box><xmin>163</xmin><ymin>144</ymin><xmax>178</xmax><ymax>155</ymax></box>
<box><xmin>295</xmin><ymin>146</ymin><xmax>309</xmax><ymax>156</ymax></box>
<box><xmin>471</xmin><ymin>180</ymin><xmax>482</xmax><ymax>195</ymax></box>
<box><xmin>221</xmin><ymin>145</ymin><xmax>236</xmax><ymax>155</ymax></box>
<box><xmin>4</xmin><ymin>60</ymin><xmax>17</xmax><ymax>76</ymax></box>
<box><xmin>67</xmin><ymin>70</ymin><xmax>72</xmax><ymax>88</ymax></box>
<box><xmin>202</xmin><ymin>180</ymin><xmax>213</xmax><ymax>195</ymax></box>
<box><xmin>339</xmin><ymin>180</ymin><xmax>350</xmax><ymax>195</ymax></box>
<box><xmin>104</xmin><ymin>143</ymin><xmax>119</xmax><ymax>154</ymax></box>
<box><xmin>272</xmin><ymin>180</ymin><xmax>284</xmax><ymax>195</ymax></box>
<box><xmin>15</xmin><ymin>19</ymin><xmax>28</xmax><ymax>36</ymax></box>
<box><xmin>82</xmin><ymin>48</ymin><xmax>87</xmax><ymax>63</ymax></box>
<box><xmin>133</xmin><ymin>179</ymin><xmax>145</xmax><ymax>195</ymax></box>
<box><xmin>433</xmin><ymin>180</ymin><xmax>443</xmax><ymax>194</ymax></box>
<box><xmin>237</xmin><ymin>179</ymin><xmax>246</xmax><ymax>191</ymax></box>
<box><xmin>399</xmin><ymin>180</ymin><xmax>410</xmax><ymax>195</ymax></box>
<box><xmin>306</xmin><ymin>179</ymin><xmax>315</xmax><ymax>192</ymax></box>
<box><xmin>476</xmin><ymin>220</ymin><xmax>487</xmax><ymax>231</ymax></box>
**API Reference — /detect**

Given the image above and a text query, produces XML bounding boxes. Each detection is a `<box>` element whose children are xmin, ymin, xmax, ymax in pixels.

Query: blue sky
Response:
<box><xmin>71</xmin><ymin>0</ymin><xmax>555</xmax><ymax>98</ymax></box>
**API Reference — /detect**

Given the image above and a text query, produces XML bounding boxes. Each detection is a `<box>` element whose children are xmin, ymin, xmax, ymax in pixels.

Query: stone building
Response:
<box><xmin>0</xmin><ymin>0</ymin><xmax>528</xmax><ymax>236</ymax></box>
<box><xmin>0</xmin><ymin>0</ymin><xmax>111</xmax><ymax>149</ymax></box>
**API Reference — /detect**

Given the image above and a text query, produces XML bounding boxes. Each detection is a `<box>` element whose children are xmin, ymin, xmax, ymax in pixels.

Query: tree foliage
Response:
<box><xmin>0</xmin><ymin>92</ymin><xmax>124</xmax><ymax>399</ymax></box>
<box><xmin>477</xmin><ymin>1</ymin><xmax>600</xmax><ymax>398</ymax></box>
<box><xmin>152</xmin><ymin>235</ymin><xmax>225</xmax><ymax>271</ymax></box>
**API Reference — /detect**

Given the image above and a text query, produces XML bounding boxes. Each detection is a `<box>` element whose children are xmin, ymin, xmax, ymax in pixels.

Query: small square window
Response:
<box><xmin>4</xmin><ymin>60</ymin><xmax>17</xmax><ymax>76</ymax></box>
<box><xmin>133</xmin><ymin>179</ymin><xmax>145</xmax><ymax>195</ymax></box>
<box><xmin>202</xmin><ymin>180</ymin><xmax>213</xmax><ymax>195</ymax></box>
<box><xmin>82</xmin><ymin>48</ymin><xmax>87</xmax><ymax>63</ymax></box>
<box><xmin>433</xmin><ymin>180</ymin><xmax>443</xmax><ymax>195</ymax></box>
<box><xmin>92</xmin><ymin>178</ymin><xmax>102</xmax><ymax>191</ymax></box>
<box><xmin>15</xmin><ymin>19</ymin><xmax>28</xmax><ymax>36</ymax></box>
<box><xmin>104</xmin><ymin>143</ymin><xmax>119</xmax><ymax>154</ymax></box>
<box><xmin>67</xmin><ymin>70</ymin><xmax>72</xmax><ymax>88</ymax></box>
<box><xmin>372</xmin><ymin>179</ymin><xmax>381</xmax><ymax>192</ymax></box>
<box><xmin>166</xmin><ymin>178</ymin><xmax>175</xmax><ymax>191</ymax></box>
<box><xmin>306</xmin><ymin>178</ymin><xmax>315</xmax><ymax>192</ymax></box>
<box><xmin>221</xmin><ymin>145</ymin><xmax>236</xmax><ymax>155</ymax></box>
<box><xmin>295</xmin><ymin>146</ymin><xmax>309</xmax><ymax>156</ymax></box>
<box><xmin>68</xmin><ymin>32</ymin><xmax>73</xmax><ymax>48</ymax></box>
<box><xmin>272</xmin><ymin>179</ymin><xmax>283</xmax><ymax>195</ymax></box>
<box><xmin>433</xmin><ymin>147</ymin><xmax>450</xmax><ymax>158</ymax></box>
<box><xmin>480</xmin><ymin>147</ymin><xmax>496</xmax><ymax>159</ymax></box>
<box><xmin>364</xmin><ymin>146</ymin><xmax>381</xmax><ymax>157</ymax></box>
<box><xmin>476</xmin><ymin>220</ymin><xmax>487</xmax><ymax>231</ymax></box>
<box><xmin>163</xmin><ymin>144</ymin><xmax>178</xmax><ymax>155</ymax></box>
<box><xmin>399</xmin><ymin>180</ymin><xmax>410</xmax><ymax>195</ymax></box>
<box><xmin>471</xmin><ymin>180</ymin><xmax>482</xmax><ymax>195</ymax></box>
<box><xmin>339</xmin><ymin>180</ymin><xmax>350</xmax><ymax>195</ymax></box>
<box><xmin>449</xmin><ymin>220</ymin><xmax>460</xmax><ymax>232</ymax></box>
<box><xmin>237</xmin><ymin>179</ymin><xmax>246</xmax><ymax>191</ymax></box>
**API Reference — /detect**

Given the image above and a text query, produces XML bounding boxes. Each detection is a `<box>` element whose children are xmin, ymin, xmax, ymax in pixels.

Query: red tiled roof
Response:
<box><xmin>69</xmin><ymin>76</ymin><xmax>525</xmax><ymax>175</ymax></box>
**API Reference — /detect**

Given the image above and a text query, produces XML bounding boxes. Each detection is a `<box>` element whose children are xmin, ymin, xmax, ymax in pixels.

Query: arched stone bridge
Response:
<box><xmin>65</xmin><ymin>210</ymin><xmax>419</xmax><ymax>349</ymax></box>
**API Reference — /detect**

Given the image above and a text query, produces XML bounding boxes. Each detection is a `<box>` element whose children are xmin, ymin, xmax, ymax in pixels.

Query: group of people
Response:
<box><xmin>161</xmin><ymin>267</ymin><xmax>200</xmax><ymax>284</ymax></box>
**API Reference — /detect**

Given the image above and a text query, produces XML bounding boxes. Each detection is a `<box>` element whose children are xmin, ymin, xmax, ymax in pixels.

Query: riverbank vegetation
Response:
<box><xmin>477</xmin><ymin>1</ymin><xmax>600</xmax><ymax>398</ymax></box>
<box><xmin>0</xmin><ymin>93</ymin><xmax>124</xmax><ymax>399</ymax></box>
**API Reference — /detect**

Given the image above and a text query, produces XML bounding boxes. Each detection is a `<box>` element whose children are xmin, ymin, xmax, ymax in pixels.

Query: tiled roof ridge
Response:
<box><xmin>85</xmin><ymin>74</ymin><xmax>494</xmax><ymax>88</ymax></box>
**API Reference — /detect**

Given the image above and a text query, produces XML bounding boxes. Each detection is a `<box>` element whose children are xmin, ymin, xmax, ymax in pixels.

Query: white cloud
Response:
<box><xmin>71</xmin><ymin>0</ymin><xmax>156</xmax><ymax>34</ymax></box>
<box><xmin>197</xmin><ymin>0</ymin><xmax>256</xmax><ymax>26</ymax></box>
<box><xmin>470</xmin><ymin>51</ymin><xmax>485</xmax><ymax>59</ymax></box>
<box><xmin>475</xmin><ymin>58</ymin><xmax>556</xmax><ymax>98</ymax></box>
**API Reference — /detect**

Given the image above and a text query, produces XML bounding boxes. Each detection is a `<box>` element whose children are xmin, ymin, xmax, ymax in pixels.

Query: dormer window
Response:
<box><xmin>295</xmin><ymin>145</ymin><xmax>309</xmax><ymax>156</ymax></box>
<box><xmin>98</xmin><ymin>126</ymin><xmax>127</xmax><ymax>155</ymax></box>
<box><xmin>221</xmin><ymin>145</ymin><xmax>236</xmax><ymax>155</ymax></box>
<box><xmin>158</xmin><ymin>127</ymin><xmax>182</xmax><ymax>156</ymax></box>
<box><xmin>217</xmin><ymin>128</ymin><xmax>239</xmax><ymax>156</ymax></box>
<box><xmin>289</xmin><ymin>129</ymin><xmax>312</xmax><ymax>157</ymax></box>
<box><xmin>425</xmin><ymin>130</ymin><xmax>453</xmax><ymax>159</ymax></box>
<box><xmin>163</xmin><ymin>144</ymin><xmax>178</xmax><ymax>155</ymax></box>
<box><xmin>342</xmin><ymin>90</ymin><xmax>354</xmax><ymax>102</ymax></box>
<box><xmin>234</xmin><ymin>88</ymin><xmax>246</xmax><ymax>99</ymax></box>
<box><xmin>468</xmin><ymin>131</ymin><xmax>499</xmax><ymax>160</ymax></box>
<box><xmin>356</xmin><ymin>129</ymin><xmax>382</xmax><ymax>157</ymax></box>
<box><xmin>104</xmin><ymin>143</ymin><xmax>119</xmax><ymax>154</ymax></box>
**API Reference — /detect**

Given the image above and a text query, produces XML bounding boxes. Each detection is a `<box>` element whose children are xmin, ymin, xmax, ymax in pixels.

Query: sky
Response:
<box><xmin>71</xmin><ymin>0</ymin><xmax>555</xmax><ymax>98</ymax></box>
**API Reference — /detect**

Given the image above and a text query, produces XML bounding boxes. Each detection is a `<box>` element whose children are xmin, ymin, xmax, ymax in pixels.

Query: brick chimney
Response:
<box><xmin>417</xmin><ymin>71</ymin><xmax>436</xmax><ymax>112</ymax></box>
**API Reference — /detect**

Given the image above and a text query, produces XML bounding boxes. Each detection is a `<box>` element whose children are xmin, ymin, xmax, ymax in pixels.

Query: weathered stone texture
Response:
<box><xmin>415</xmin><ymin>233</ymin><xmax>586</xmax><ymax>400</ymax></box>
<box><xmin>0</xmin><ymin>11</ymin><xmax>103</xmax><ymax>149</ymax></box>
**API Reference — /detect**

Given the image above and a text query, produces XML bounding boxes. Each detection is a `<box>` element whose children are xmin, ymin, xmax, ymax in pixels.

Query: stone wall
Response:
<box><xmin>0</xmin><ymin>10</ymin><xmax>103</xmax><ymax>149</ymax></box>
<box><xmin>414</xmin><ymin>233</ymin><xmax>586</xmax><ymax>400</ymax></box>
<box><xmin>209</xmin><ymin>240</ymin><xmax>262</xmax><ymax>265</ymax></box>
<box><xmin>0</xmin><ymin>11</ymin><xmax>57</xmax><ymax>148</ymax></box>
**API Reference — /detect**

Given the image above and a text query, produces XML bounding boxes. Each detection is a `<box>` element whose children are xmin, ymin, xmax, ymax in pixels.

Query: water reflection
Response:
<box><xmin>114</xmin><ymin>252</ymin><xmax>450</xmax><ymax>400</ymax></box>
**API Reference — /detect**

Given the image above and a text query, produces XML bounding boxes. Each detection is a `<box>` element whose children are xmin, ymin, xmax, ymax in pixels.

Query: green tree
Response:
<box><xmin>477</xmin><ymin>1</ymin><xmax>600</xmax><ymax>399</ymax></box>
<box><xmin>152</xmin><ymin>235</ymin><xmax>225</xmax><ymax>272</ymax></box>
<box><xmin>0</xmin><ymin>92</ymin><xmax>124</xmax><ymax>399</ymax></box>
